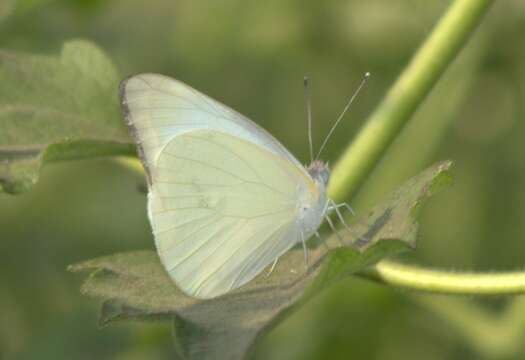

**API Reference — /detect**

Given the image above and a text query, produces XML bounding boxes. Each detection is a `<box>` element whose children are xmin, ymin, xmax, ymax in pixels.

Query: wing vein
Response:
<box><xmin>184</xmin><ymin>133</ymin><xmax>265</xmax><ymax>183</ymax></box>
<box><xmin>168</xmin><ymin>220</ymin><xmax>248</xmax><ymax>273</ymax></box>
<box><xmin>161</xmin><ymin>152</ymin><xmax>249</xmax><ymax>182</ymax></box>
<box><xmin>160</xmin><ymin>215</ymin><xmax>224</xmax><ymax>252</ymax></box>
<box><xmin>158</xmin><ymin>153</ymin><xmax>290</xmax><ymax>197</ymax></box>
<box><xmin>132</xmin><ymin>76</ymin><xmax>219</xmax><ymax>117</ymax></box>
<box><xmin>194</xmin><ymin>216</ymin><xmax>293</xmax><ymax>294</ymax></box>
<box><xmin>153</xmin><ymin>213</ymin><xmax>218</xmax><ymax>237</ymax></box>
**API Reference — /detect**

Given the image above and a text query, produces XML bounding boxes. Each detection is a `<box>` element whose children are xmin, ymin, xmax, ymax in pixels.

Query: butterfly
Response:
<box><xmin>120</xmin><ymin>73</ymin><xmax>367</xmax><ymax>298</ymax></box>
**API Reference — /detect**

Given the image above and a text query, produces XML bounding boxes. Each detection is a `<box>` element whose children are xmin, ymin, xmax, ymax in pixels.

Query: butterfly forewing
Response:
<box><xmin>121</xmin><ymin>74</ymin><xmax>306</xmax><ymax>180</ymax></box>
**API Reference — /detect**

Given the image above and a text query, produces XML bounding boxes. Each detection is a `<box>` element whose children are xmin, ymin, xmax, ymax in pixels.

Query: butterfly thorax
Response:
<box><xmin>295</xmin><ymin>160</ymin><xmax>330</xmax><ymax>239</ymax></box>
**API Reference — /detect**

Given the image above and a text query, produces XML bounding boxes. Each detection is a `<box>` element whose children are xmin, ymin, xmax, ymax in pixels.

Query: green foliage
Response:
<box><xmin>70</xmin><ymin>161</ymin><xmax>451</xmax><ymax>360</ymax></box>
<box><xmin>0</xmin><ymin>40</ymin><xmax>133</xmax><ymax>193</ymax></box>
<box><xmin>2</xmin><ymin>0</ymin><xmax>524</xmax><ymax>359</ymax></box>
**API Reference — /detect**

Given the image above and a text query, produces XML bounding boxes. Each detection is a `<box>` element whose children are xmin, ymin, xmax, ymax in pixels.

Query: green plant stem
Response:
<box><xmin>327</xmin><ymin>0</ymin><xmax>510</xmax><ymax>297</ymax></box>
<box><xmin>362</xmin><ymin>260</ymin><xmax>525</xmax><ymax>295</ymax></box>
<box><xmin>328</xmin><ymin>0</ymin><xmax>494</xmax><ymax>202</ymax></box>
<box><xmin>117</xmin><ymin>156</ymin><xmax>144</xmax><ymax>174</ymax></box>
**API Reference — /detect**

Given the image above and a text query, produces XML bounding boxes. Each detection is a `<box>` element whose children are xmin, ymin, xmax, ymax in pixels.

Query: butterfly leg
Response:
<box><xmin>338</xmin><ymin>202</ymin><xmax>356</xmax><ymax>216</ymax></box>
<box><xmin>315</xmin><ymin>231</ymin><xmax>330</xmax><ymax>251</ymax></box>
<box><xmin>328</xmin><ymin>200</ymin><xmax>362</xmax><ymax>241</ymax></box>
<box><xmin>327</xmin><ymin>199</ymin><xmax>354</xmax><ymax>217</ymax></box>
<box><xmin>266</xmin><ymin>257</ymin><xmax>279</xmax><ymax>277</ymax></box>
<box><xmin>344</xmin><ymin>203</ymin><xmax>356</xmax><ymax>216</ymax></box>
<box><xmin>327</xmin><ymin>200</ymin><xmax>356</xmax><ymax>216</ymax></box>
<box><xmin>300</xmin><ymin>231</ymin><xmax>309</xmax><ymax>269</ymax></box>
<box><xmin>329</xmin><ymin>201</ymin><xmax>370</xmax><ymax>245</ymax></box>
<box><xmin>329</xmin><ymin>200</ymin><xmax>352</xmax><ymax>232</ymax></box>
<box><xmin>325</xmin><ymin>214</ymin><xmax>345</xmax><ymax>246</ymax></box>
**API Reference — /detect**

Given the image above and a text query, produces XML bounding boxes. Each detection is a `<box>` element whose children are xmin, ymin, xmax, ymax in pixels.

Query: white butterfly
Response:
<box><xmin>120</xmin><ymin>73</ymin><xmax>364</xmax><ymax>299</ymax></box>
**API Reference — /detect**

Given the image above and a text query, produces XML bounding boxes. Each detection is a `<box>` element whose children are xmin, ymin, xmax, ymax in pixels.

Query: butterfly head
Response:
<box><xmin>296</xmin><ymin>160</ymin><xmax>330</xmax><ymax>237</ymax></box>
<box><xmin>307</xmin><ymin>160</ymin><xmax>330</xmax><ymax>188</ymax></box>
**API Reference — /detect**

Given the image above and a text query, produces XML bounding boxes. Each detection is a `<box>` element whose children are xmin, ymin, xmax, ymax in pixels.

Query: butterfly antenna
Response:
<box><xmin>315</xmin><ymin>72</ymin><xmax>370</xmax><ymax>160</ymax></box>
<box><xmin>304</xmin><ymin>76</ymin><xmax>314</xmax><ymax>163</ymax></box>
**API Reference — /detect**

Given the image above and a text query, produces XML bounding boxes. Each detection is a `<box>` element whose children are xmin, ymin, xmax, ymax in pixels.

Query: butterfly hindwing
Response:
<box><xmin>150</xmin><ymin>129</ymin><xmax>304</xmax><ymax>298</ymax></box>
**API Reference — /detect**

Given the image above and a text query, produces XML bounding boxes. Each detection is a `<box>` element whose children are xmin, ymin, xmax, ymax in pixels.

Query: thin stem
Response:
<box><xmin>361</xmin><ymin>260</ymin><xmax>525</xmax><ymax>296</ymax></box>
<box><xmin>328</xmin><ymin>0</ymin><xmax>494</xmax><ymax>202</ymax></box>
<box><xmin>116</xmin><ymin>156</ymin><xmax>144</xmax><ymax>174</ymax></box>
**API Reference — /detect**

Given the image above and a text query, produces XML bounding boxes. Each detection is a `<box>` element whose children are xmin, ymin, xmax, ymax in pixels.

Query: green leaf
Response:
<box><xmin>0</xmin><ymin>40</ymin><xmax>133</xmax><ymax>194</ymax></box>
<box><xmin>70</xmin><ymin>160</ymin><xmax>452</xmax><ymax>360</ymax></box>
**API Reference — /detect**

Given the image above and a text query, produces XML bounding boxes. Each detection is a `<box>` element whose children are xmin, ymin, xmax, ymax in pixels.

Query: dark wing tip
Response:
<box><xmin>118</xmin><ymin>74</ymin><xmax>154</xmax><ymax>187</ymax></box>
<box><xmin>119</xmin><ymin>75</ymin><xmax>137</xmax><ymax>124</ymax></box>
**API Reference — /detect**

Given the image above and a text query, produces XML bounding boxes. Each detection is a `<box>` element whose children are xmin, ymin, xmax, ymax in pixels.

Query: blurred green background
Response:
<box><xmin>1</xmin><ymin>0</ymin><xmax>525</xmax><ymax>359</ymax></box>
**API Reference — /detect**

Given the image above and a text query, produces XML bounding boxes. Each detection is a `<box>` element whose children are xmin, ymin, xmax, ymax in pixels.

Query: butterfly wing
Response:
<box><xmin>149</xmin><ymin>129</ymin><xmax>308</xmax><ymax>298</ymax></box>
<box><xmin>120</xmin><ymin>73</ymin><xmax>307</xmax><ymax>185</ymax></box>
<box><xmin>120</xmin><ymin>74</ymin><xmax>318</xmax><ymax>298</ymax></box>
